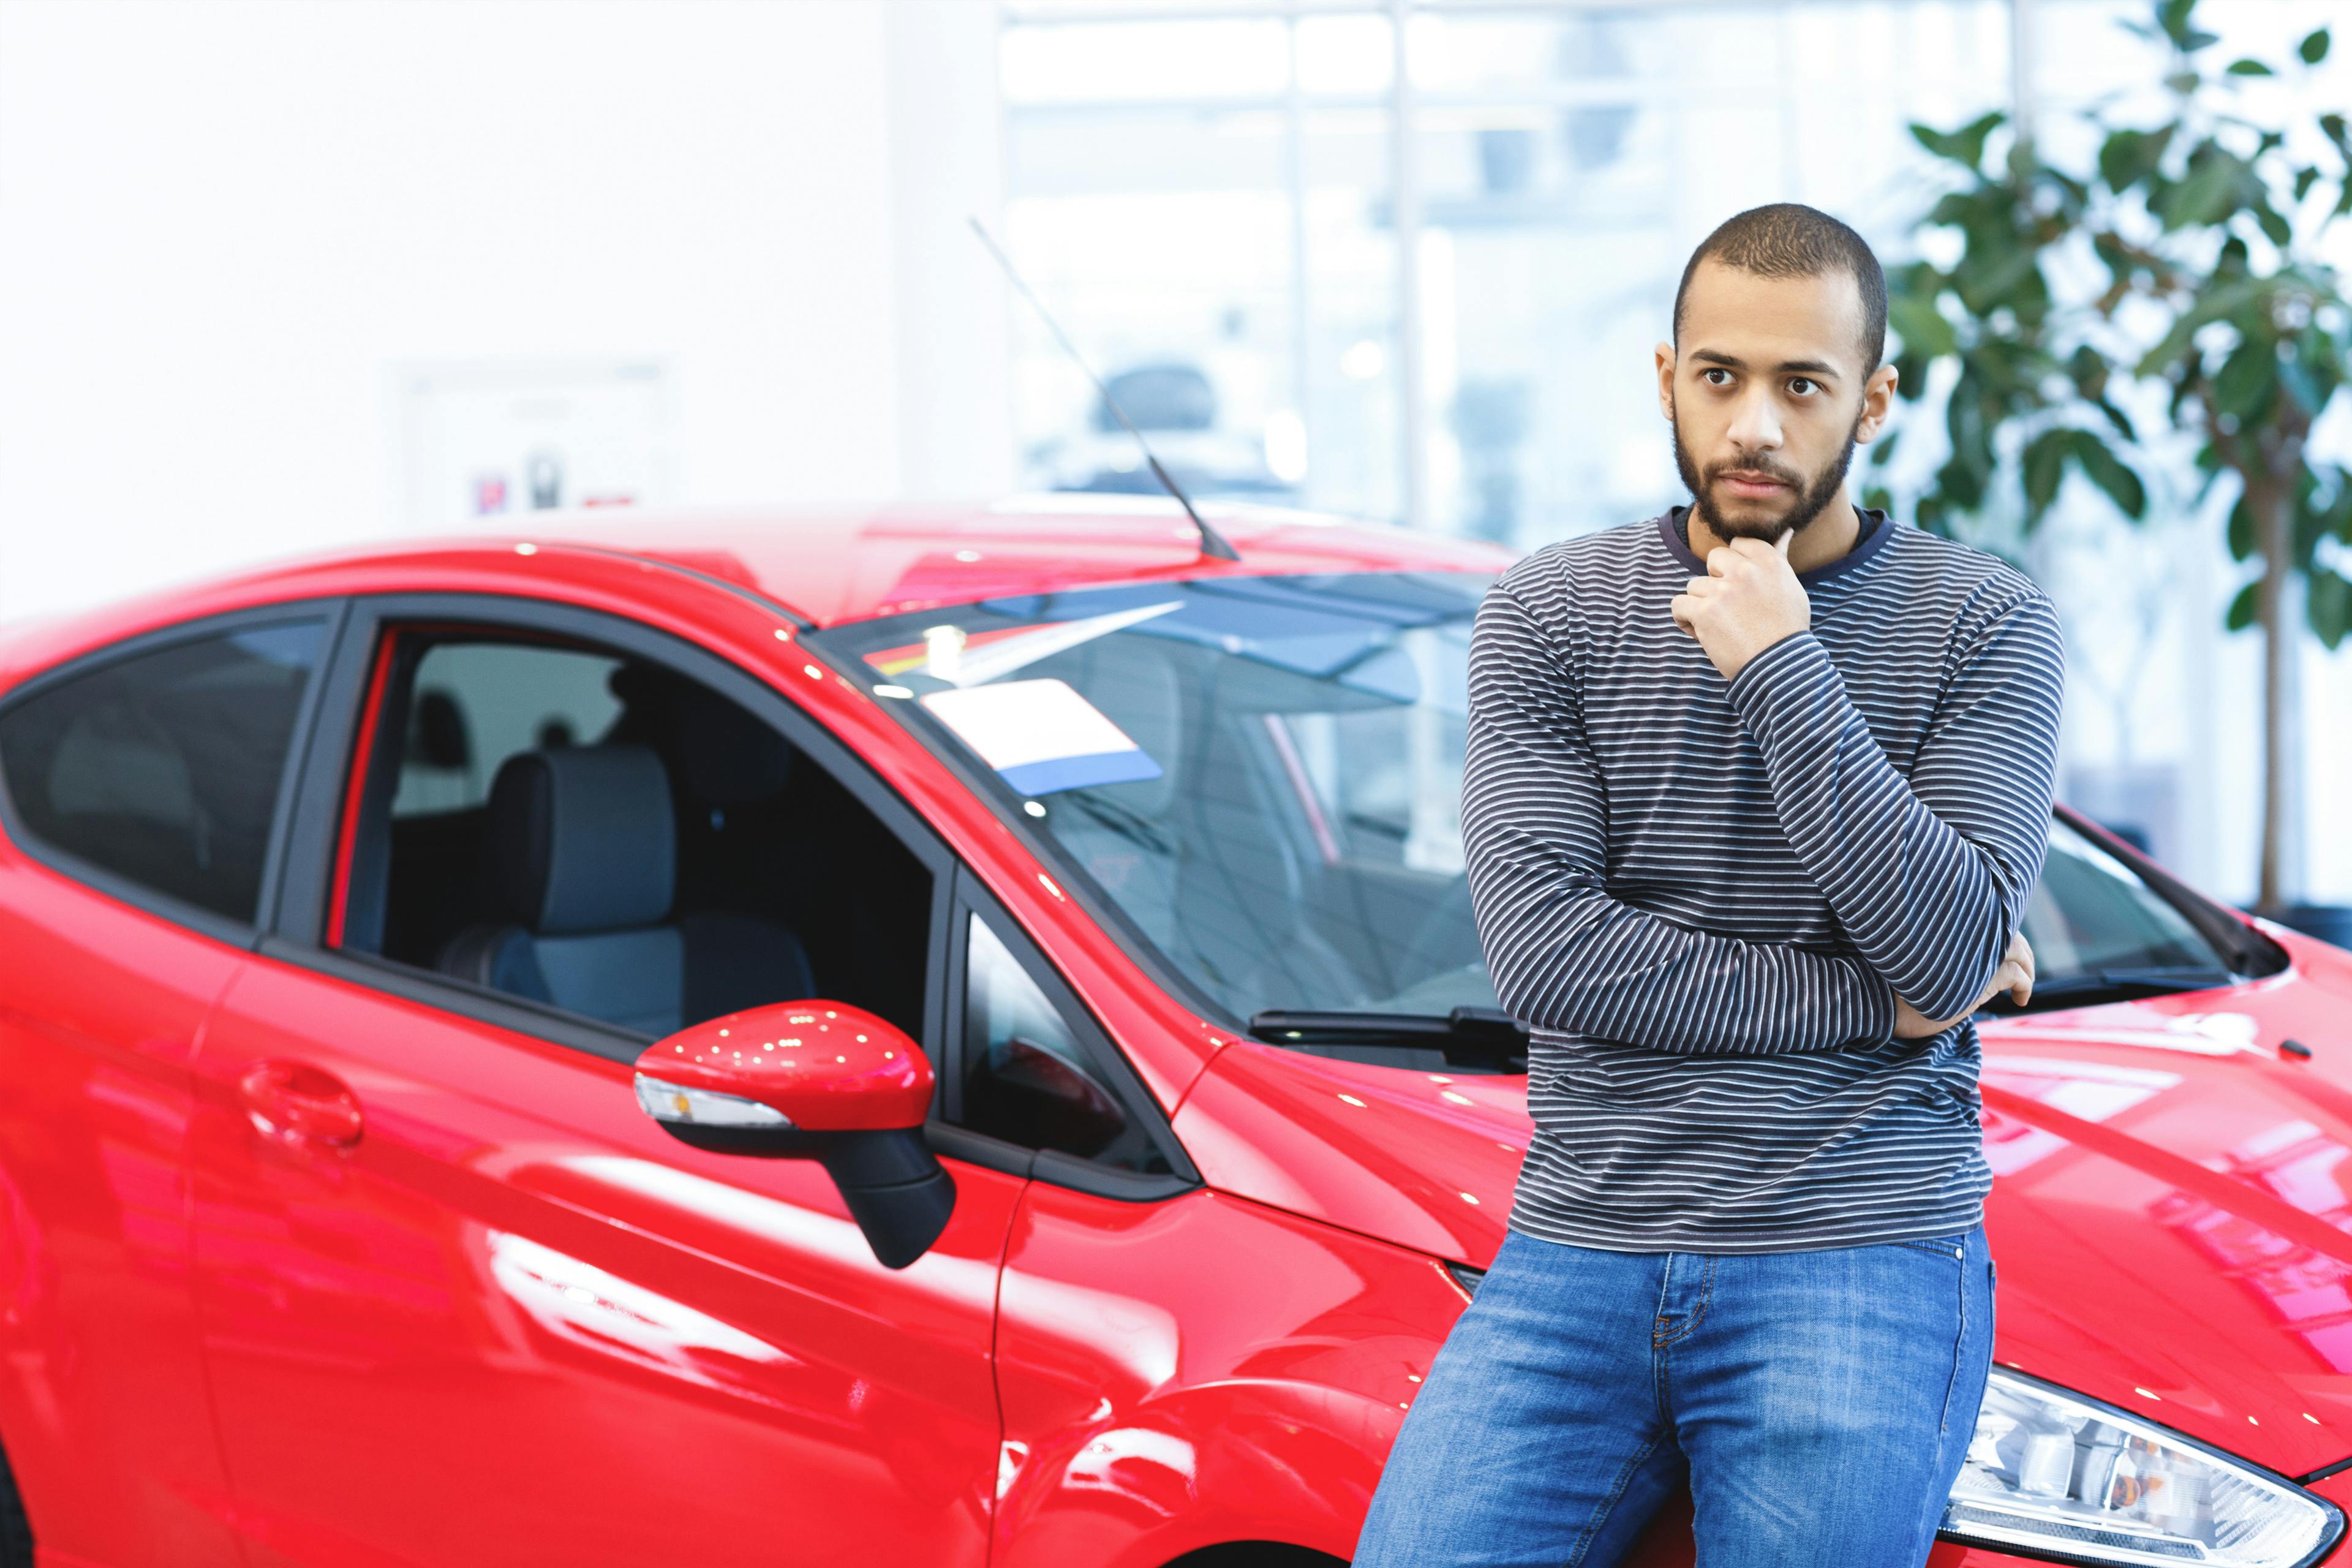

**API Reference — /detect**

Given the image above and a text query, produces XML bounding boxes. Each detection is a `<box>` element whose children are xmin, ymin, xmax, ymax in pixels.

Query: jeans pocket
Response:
<box><xmin>1890</xmin><ymin>1233</ymin><xmax>1970</xmax><ymax>1260</ymax></box>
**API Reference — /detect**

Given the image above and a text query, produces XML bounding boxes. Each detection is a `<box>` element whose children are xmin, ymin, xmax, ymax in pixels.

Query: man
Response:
<box><xmin>1352</xmin><ymin>203</ymin><xmax>2062</xmax><ymax>1567</ymax></box>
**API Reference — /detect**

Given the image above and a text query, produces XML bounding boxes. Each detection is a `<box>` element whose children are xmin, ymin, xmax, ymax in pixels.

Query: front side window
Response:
<box><xmin>390</xmin><ymin>643</ymin><xmax>624</xmax><ymax>818</ymax></box>
<box><xmin>960</xmin><ymin>911</ymin><xmax>1166</xmax><ymax>1173</ymax></box>
<box><xmin>0</xmin><ymin>619</ymin><xmax>325</xmax><ymax>921</ymax></box>
<box><xmin>339</xmin><ymin>628</ymin><xmax>932</xmax><ymax>1045</ymax></box>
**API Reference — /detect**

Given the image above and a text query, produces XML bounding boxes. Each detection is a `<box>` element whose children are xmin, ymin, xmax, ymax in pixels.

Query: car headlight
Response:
<box><xmin>1942</xmin><ymin>1368</ymin><xmax>2345</xmax><ymax>1566</ymax></box>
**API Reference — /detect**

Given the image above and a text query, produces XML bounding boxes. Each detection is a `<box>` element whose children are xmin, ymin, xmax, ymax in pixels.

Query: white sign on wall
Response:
<box><xmin>391</xmin><ymin>359</ymin><xmax>678</xmax><ymax>532</ymax></box>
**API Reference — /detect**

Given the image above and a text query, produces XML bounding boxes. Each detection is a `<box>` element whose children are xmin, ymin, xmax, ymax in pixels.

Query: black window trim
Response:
<box><xmin>0</xmin><ymin>597</ymin><xmax>354</xmax><ymax>951</ymax></box>
<box><xmin>946</xmin><ymin>862</ymin><xmax>1199</xmax><ymax>1201</ymax></box>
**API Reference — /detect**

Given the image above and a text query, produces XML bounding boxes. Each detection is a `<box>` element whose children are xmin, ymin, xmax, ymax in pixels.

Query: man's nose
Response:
<box><xmin>1725</xmin><ymin>386</ymin><xmax>1784</xmax><ymax>454</ymax></box>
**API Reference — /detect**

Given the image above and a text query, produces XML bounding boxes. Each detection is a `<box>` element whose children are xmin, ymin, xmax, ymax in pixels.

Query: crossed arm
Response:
<box><xmin>1461</xmin><ymin>582</ymin><xmax>2058</xmax><ymax>1055</ymax></box>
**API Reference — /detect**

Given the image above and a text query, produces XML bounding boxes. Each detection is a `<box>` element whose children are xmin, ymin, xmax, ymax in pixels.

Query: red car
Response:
<box><xmin>0</xmin><ymin>500</ymin><xmax>2348</xmax><ymax>1568</ymax></box>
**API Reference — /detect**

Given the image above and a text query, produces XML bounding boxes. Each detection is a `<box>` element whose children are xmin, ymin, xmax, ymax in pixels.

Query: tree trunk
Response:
<box><xmin>2255</xmin><ymin>470</ymin><xmax>2294</xmax><ymax>915</ymax></box>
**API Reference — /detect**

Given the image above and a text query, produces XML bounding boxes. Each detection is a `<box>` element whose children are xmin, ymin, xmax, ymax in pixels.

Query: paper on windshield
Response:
<box><xmin>864</xmin><ymin>601</ymin><xmax>1179</xmax><ymax>686</ymax></box>
<box><xmin>921</xmin><ymin>678</ymin><xmax>1163</xmax><ymax>796</ymax></box>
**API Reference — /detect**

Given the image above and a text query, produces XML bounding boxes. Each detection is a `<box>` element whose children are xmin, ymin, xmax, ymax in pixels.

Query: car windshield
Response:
<box><xmin>812</xmin><ymin>572</ymin><xmax>2240</xmax><ymax>1031</ymax></box>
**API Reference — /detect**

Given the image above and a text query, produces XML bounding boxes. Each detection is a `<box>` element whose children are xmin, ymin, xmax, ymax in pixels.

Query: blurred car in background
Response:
<box><xmin>1023</xmin><ymin>363</ymin><xmax>1302</xmax><ymax>507</ymax></box>
<box><xmin>0</xmin><ymin>499</ymin><xmax>2348</xmax><ymax>1568</ymax></box>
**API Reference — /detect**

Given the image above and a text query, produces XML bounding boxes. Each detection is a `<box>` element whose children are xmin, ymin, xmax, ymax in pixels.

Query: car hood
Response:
<box><xmin>1173</xmin><ymin>933</ymin><xmax>2352</xmax><ymax>1477</ymax></box>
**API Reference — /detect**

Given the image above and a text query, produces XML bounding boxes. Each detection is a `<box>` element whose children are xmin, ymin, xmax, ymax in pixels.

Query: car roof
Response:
<box><xmin>513</xmin><ymin>495</ymin><xmax>1514</xmax><ymax>627</ymax></box>
<box><xmin>0</xmin><ymin>497</ymin><xmax>1515</xmax><ymax>694</ymax></box>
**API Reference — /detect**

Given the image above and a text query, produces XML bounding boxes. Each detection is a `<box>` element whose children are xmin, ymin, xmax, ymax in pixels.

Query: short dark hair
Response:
<box><xmin>1672</xmin><ymin>203</ymin><xmax>1888</xmax><ymax>373</ymax></box>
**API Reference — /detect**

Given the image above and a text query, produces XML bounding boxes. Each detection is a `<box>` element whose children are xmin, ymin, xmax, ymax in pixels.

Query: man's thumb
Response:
<box><xmin>1772</xmin><ymin>530</ymin><xmax>1793</xmax><ymax>559</ymax></box>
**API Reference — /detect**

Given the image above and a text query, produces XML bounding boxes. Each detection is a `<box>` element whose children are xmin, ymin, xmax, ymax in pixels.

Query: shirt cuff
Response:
<box><xmin>1724</xmin><ymin>628</ymin><xmax>1839</xmax><ymax>741</ymax></box>
<box><xmin>1848</xmin><ymin>956</ymin><xmax>1900</xmax><ymax>1044</ymax></box>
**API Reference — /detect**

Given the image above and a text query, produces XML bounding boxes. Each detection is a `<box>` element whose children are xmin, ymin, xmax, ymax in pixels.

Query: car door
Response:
<box><xmin>0</xmin><ymin>605</ymin><xmax>340</xmax><ymax>1568</ymax></box>
<box><xmin>184</xmin><ymin>594</ymin><xmax>1025</xmax><ymax>1568</ymax></box>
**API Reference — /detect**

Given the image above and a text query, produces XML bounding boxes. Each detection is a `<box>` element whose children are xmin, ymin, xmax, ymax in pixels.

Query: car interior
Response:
<box><xmin>336</xmin><ymin>631</ymin><xmax>932</xmax><ymax>1044</ymax></box>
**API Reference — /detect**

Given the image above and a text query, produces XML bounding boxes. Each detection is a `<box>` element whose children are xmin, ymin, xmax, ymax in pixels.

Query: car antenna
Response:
<box><xmin>968</xmin><ymin>216</ymin><xmax>1241</xmax><ymax>562</ymax></box>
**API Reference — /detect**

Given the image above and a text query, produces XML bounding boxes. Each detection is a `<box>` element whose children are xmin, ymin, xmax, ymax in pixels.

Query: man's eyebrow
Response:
<box><xmin>1687</xmin><ymin>347</ymin><xmax>1843</xmax><ymax>379</ymax></box>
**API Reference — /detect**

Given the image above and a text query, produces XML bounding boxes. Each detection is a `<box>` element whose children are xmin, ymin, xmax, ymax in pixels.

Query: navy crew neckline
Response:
<box><xmin>1659</xmin><ymin>505</ymin><xmax>1895</xmax><ymax>587</ymax></box>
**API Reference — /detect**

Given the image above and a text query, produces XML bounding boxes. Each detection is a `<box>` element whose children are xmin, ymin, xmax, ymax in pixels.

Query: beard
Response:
<box><xmin>1672</xmin><ymin>400</ymin><xmax>1864</xmax><ymax>543</ymax></box>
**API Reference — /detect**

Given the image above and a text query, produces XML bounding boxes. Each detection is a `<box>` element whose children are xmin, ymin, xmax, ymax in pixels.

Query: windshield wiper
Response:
<box><xmin>1980</xmin><ymin>966</ymin><xmax>2239</xmax><ymax>1016</ymax></box>
<box><xmin>1248</xmin><ymin>1007</ymin><xmax>1528</xmax><ymax>1069</ymax></box>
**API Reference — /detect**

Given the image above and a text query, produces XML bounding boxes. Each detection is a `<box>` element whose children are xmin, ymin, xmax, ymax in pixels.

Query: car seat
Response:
<box><xmin>435</xmin><ymin>745</ymin><xmax>815</xmax><ymax>1036</ymax></box>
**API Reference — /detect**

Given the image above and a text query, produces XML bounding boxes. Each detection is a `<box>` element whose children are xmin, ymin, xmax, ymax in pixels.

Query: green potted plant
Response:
<box><xmin>1870</xmin><ymin>0</ymin><xmax>2352</xmax><ymax>923</ymax></box>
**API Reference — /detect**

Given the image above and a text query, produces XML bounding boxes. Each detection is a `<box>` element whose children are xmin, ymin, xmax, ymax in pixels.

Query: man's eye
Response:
<box><xmin>1702</xmin><ymin>369</ymin><xmax>1732</xmax><ymax>386</ymax></box>
<box><xmin>1789</xmin><ymin>377</ymin><xmax>1820</xmax><ymax>396</ymax></box>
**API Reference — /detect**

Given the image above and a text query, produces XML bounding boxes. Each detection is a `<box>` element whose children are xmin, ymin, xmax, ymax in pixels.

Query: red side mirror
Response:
<box><xmin>633</xmin><ymin>1001</ymin><xmax>932</xmax><ymax>1132</ymax></box>
<box><xmin>631</xmin><ymin>1001</ymin><xmax>952</xmax><ymax>1270</ymax></box>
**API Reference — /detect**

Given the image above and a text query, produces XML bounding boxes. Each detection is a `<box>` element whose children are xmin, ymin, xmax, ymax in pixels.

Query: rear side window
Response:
<box><xmin>0</xmin><ymin>620</ymin><xmax>325</xmax><ymax>922</ymax></box>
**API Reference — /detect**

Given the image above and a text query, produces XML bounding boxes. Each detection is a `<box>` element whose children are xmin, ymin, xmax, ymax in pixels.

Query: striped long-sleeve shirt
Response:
<box><xmin>1464</xmin><ymin>507</ymin><xmax>2064</xmax><ymax>1253</ymax></box>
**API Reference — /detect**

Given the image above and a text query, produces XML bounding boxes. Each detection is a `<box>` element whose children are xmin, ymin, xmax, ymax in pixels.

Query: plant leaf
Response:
<box><xmin>1910</xmin><ymin>111</ymin><xmax>2005</xmax><ymax>171</ymax></box>
<box><xmin>2135</xmin><ymin>276</ymin><xmax>2270</xmax><ymax>376</ymax></box>
<box><xmin>2228</xmin><ymin>493</ymin><xmax>2256</xmax><ymax>559</ymax></box>
<box><xmin>1887</xmin><ymin>293</ymin><xmax>1957</xmax><ymax>359</ymax></box>
<box><xmin>2100</xmin><ymin>126</ymin><xmax>2176</xmax><ymax>191</ymax></box>
<box><xmin>2068</xmin><ymin>431</ymin><xmax>2148</xmax><ymax>519</ymax></box>
<box><xmin>2214</xmin><ymin>338</ymin><xmax>2280</xmax><ymax>419</ymax></box>
<box><xmin>2310</xmin><ymin>568</ymin><xmax>2351</xmax><ymax>649</ymax></box>
<box><xmin>2226</xmin><ymin>58</ymin><xmax>2274</xmax><ymax>76</ymax></box>
<box><xmin>2022</xmin><ymin>428</ymin><xmax>2070</xmax><ymax>524</ymax></box>
<box><xmin>2301</xmin><ymin>28</ymin><xmax>2331</xmax><ymax>65</ymax></box>
<box><xmin>2226</xmin><ymin>578</ymin><xmax>2261</xmax><ymax>631</ymax></box>
<box><xmin>2296</xmin><ymin>166</ymin><xmax>2322</xmax><ymax>202</ymax></box>
<box><xmin>2279</xmin><ymin>350</ymin><xmax>2323</xmax><ymax>415</ymax></box>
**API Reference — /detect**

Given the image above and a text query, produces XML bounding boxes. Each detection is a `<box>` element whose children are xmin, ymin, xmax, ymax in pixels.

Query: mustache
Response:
<box><xmin>1703</xmin><ymin>455</ymin><xmax>1804</xmax><ymax>488</ymax></box>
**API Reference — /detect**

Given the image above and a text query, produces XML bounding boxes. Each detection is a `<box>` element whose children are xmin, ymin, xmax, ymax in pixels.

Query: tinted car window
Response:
<box><xmin>2021</xmin><ymin>818</ymin><xmax>2228</xmax><ymax>979</ymax></box>
<box><xmin>962</xmin><ymin>911</ymin><xmax>1169</xmax><ymax>1174</ymax></box>
<box><xmin>343</xmin><ymin>628</ymin><xmax>933</xmax><ymax>1047</ymax></box>
<box><xmin>0</xmin><ymin>620</ymin><xmax>325</xmax><ymax>921</ymax></box>
<box><xmin>392</xmin><ymin>644</ymin><xmax>624</xmax><ymax>817</ymax></box>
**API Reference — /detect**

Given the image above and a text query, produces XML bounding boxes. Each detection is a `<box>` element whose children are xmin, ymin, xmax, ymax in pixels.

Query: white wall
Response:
<box><xmin>0</xmin><ymin>0</ymin><xmax>1013</xmax><ymax>624</ymax></box>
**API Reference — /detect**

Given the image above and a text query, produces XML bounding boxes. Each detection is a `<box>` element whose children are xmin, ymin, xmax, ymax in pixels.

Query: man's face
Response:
<box><xmin>1656</xmin><ymin>259</ymin><xmax>1894</xmax><ymax>543</ymax></box>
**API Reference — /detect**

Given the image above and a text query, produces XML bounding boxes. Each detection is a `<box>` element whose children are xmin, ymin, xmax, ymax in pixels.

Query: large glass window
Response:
<box><xmin>998</xmin><ymin>2</ymin><xmax>2018</xmax><ymax>549</ymax></box>
<box><xmin>0</xmin><ymin>619</ymin><xmax>325</xmax><ymax>922</ymax></box>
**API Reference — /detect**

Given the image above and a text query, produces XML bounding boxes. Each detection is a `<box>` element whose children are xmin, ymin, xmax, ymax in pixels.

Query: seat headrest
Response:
<box><xmin>488</xmin><ymin>746</ymin><xmax>675</xmax><ymax>935</ymax></box>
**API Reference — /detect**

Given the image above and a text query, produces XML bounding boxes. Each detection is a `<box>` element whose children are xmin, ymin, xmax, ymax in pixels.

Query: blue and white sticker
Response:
<box><xmin>921</xmin><ymin>678</ymin><xmax>1163</xmax><ymax>796</ymax></box>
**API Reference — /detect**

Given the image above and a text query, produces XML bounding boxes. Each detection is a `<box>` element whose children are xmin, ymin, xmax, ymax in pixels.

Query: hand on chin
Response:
<box><xmin>1667</xmin><ymin>528</ymin><xmax>1812</xmax><ymax>682</ymax></box>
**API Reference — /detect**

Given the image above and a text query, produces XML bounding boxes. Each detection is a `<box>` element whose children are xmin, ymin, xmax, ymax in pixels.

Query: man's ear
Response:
<box><xmin>1654</xmin><ymin>341</ymin><xmax>1676</xmax><ymax>423</ymax></box>
<box><xmin>1854</xmin><ymin>362</ymin><xmax>1899</xmax><ymax>443</ymax></box>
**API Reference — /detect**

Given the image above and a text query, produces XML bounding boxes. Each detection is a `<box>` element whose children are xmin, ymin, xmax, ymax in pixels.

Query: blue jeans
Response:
<box><xmin>1354</xmin><ymin>1226</ymin><xmax>1994</xmax><ymax>1567</ymax></box>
